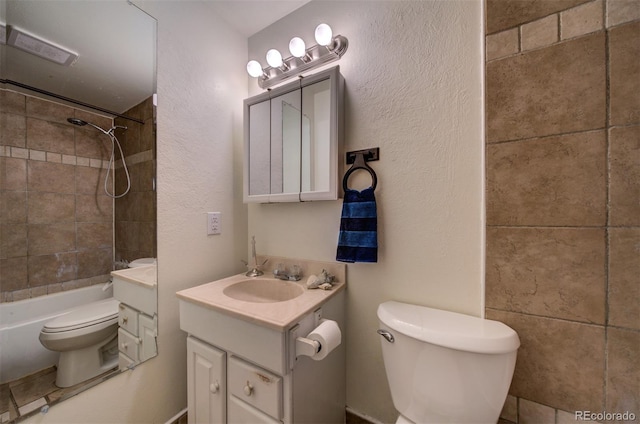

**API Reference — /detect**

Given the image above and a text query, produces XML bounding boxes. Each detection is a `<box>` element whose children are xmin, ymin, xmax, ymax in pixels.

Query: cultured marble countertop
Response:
<box><xmin>176</xmin><ymin>273</ymin><xmax>346</xmax><ymax>331</ymax></box>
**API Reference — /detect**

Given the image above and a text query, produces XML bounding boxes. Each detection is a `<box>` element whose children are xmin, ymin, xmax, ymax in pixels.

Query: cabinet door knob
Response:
<box><xmin>210</xmin><ymin>382</ymin><xmax>220</xmax><ymax>394</ymax></box>
<box><xmin>121</xmin><ymin>342</ymin><xmax>128</xmax><ymax>350</ymax></box>
<box><xmin>243</xmin><ymin>381</ymin><xmax>253</xmax><ymax>396</ymax></box>
<box><xmin>122</xmin><ymin>317</ymin><xmax>128</xmax><ymax>324</ymax></box>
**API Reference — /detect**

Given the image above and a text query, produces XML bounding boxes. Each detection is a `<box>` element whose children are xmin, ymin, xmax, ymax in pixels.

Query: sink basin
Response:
<box><xmin>223</xmin><ymin>278</ymin><xmax>304</xmax><ymax>303</ymax></box>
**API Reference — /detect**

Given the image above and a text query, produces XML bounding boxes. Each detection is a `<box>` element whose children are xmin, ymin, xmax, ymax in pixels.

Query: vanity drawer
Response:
<box><xmin>228</xmin><ymin>356</ymin><xmax>282</xmax><ymax>420</ymax></box>
<box><xmin>118</xmin><ymin>303</ymin><xmax>139</xmax><ymax>336</ymax></box>
<box><xmin>118</xmin><ymin>328</ymin><xmax>140</xmax><ymax>362</ymax></box>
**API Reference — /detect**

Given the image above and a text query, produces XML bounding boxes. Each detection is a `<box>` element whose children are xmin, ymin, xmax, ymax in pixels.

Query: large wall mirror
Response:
<box><xmin>243</xmin><ymin>66</ymin><xmax>343</xmax><ymax>203</ymax></box>
<box><xmin>0</xmin><ymin>1</ymin><xmax>157</xmax><ymax>421</ymax></box>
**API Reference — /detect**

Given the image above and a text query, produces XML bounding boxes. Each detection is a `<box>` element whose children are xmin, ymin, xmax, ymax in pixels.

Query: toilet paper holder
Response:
<box><xmin>295</xmin><ymin>336</ymin><xmax>321</xmax><ymax>358</ymax></box>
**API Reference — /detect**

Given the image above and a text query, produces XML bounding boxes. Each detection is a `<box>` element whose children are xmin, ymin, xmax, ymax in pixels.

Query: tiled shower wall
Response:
<box><xmin>114</xmin><ymin>98</ymin><xmax>156</xmax><ymax>264</ymax></box>
<box><xmin>0</xmin><ymin>90</ymin><xmax>114</xmax><ymax>301</ymax></box>
<box><xmin>0</xmin><ymin>92</ymin><xmax>156</xmax><ymax>301</ymax></box>
<box><xmin>485</xmin><ymin>0</ymin><xmax>639</xmax><ymax>422</ymax></box>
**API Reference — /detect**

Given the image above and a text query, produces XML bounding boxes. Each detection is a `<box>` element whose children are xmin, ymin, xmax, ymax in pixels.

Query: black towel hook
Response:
<box><xmin>343</xmin><ymin>148</ymin><xmax>379</xmax><ymax>191</ymax></box>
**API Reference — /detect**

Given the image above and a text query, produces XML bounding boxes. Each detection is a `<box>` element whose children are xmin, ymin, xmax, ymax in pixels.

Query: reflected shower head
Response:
<box><xmin>67</xmin><ymin>117</ymin><xmax>88</xmax><ymax>126</ymax></box>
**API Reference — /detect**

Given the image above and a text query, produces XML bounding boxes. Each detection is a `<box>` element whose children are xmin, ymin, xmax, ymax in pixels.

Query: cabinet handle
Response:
<box><xmin>243</xmin><ymin>381</ymin><xmax>253</xmax><ymax>397</ymax></box>
<box><xmin>122</xmin><ymin>317</ymin><xmax>128</xmax><ymax>325</ymax></box>
<box><xmin>121</xmin><ymin>342</ymin><xmax>128</xmax><ymax>350</ymax></box>
<box><xmin>210</xmin><ymin>382</ymin><xmax>220</xmax><ymax>394</ymax></box>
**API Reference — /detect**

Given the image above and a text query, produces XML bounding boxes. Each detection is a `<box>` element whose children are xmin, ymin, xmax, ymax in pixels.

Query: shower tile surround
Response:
<box><xmin>485</xmin><ymin>0</ymin><xmax>639</xmax><ymax>422</ymax></box>
<box><xmin>0</xmin><ymin>90</ymin><xmax>156</xmax><ymax>302</ymax></box>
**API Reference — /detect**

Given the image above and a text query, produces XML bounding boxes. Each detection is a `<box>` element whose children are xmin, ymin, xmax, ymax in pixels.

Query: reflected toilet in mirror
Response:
<box><xmin>0</xmin><ymin>1</ymin><xmax>157</xmax><ymax>421</ymax></box>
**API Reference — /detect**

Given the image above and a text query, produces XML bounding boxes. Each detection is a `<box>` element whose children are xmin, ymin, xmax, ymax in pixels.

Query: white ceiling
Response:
<box><xmin>2</xmin><ymin>0</ymin><xmax>308</xmax><ymax>116</ymax></box>
<box><xmin>208</xmin><ymin>1</ymin><xmax>310</xmax><ymax>37</ymax></box>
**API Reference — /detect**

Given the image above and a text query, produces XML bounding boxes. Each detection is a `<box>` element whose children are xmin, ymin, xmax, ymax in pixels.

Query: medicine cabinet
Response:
<box><xmin>243</xmin><ymin>66</ymin><xmax>343</xmax><ymax>203</ymax></box>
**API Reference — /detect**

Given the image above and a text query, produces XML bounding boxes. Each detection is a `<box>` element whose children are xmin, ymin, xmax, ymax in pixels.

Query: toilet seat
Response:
<box><xmin>41</xmin><ymin>298</ymin><xmax>119</xmax><ymax>333</ymax></box>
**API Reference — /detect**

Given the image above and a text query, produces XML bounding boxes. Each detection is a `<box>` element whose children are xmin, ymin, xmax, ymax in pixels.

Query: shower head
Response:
<box><xmin>67</xmin><ymin>118</ymin><xmax>88</xmax><ymax>126</ymax></box>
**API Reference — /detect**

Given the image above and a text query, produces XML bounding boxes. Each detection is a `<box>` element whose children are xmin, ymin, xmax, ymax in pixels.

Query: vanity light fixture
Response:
<box><xmin>246</xmin><ymin>23</ymin><xmax>348</xmax><ymax>89</ymax></box>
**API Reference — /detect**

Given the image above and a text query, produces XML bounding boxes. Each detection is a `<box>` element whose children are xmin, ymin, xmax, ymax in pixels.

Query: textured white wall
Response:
<box><xmin>23</xmin><ymin>2</ymin><xmax>248</xmax><ymax>423</ymax></box>
<box><xmin>248</xmin><ymin>1</ymin><xmax>484</xmax><ymax>422</ymax></box>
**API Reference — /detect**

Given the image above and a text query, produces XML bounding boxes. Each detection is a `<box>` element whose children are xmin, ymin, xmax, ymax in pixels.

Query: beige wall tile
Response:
<box><xmin>77</xmin><ymin>248</ymin><xmax>112</xmax><ymax>279</ymax></box>
<box><xmin>561</xmin><ymin>0</ymin><xmax>604</xmax><ymax>40</ymax></box>
<box><xmin>606</xmin><ymin>327</ymin><xmax>640</xmax><ymax>413</ymax></box>
<box><xmin>75</xmin><ymin>127</ymin><xmax>111</xmax><ymax>159</ymax></box>
<box><xmin>76</xmin><ymin>194</ymin><xmax>112</xmax><ymax>222</ymax></box>
<box><xmin>1</xmin><ymin>191</ymin><xmax>27</xmax><ymax>224</ymax></box>
<box><xmin>521</xmin><ymin>14</ymin><xmax>559</xmax><ymax>51</ymax></box>
<box><xmin>27</xmin><ymin>223</ymin><xmax>76</xmax><ymax>256</ymax></box>
<box><xmin>488</xmin><ymin>29</ymin><xmax>521</xmax><ymax>61</ymax></box>
<box><xmin>26</xmin><ymin>118</ymin><xmax>75</xmax><ymax>155</ymax></box>
<box><xmin>0</xmin><ymin>90</ymin><xmax>26</xmax><ymax>114</ymax></box>
<box><xmin>10</xmin><ymin>147</ymin><xmax>29</xmax><ymax>160</ymax></box>
<box><xmin>27</xmin><ymin>160</ymin><xmax>75</xmax><ymax>193</ymax></box>
<box><xmin>1</xmin><ymin>157</ymin><xmax>27</xmax><ymax>190</ymax></box>
<box><xmin>487</xmin><ymin>227</ymin><xmax>606</xmax><ymax>323</ymax></box>
<box><xmin>607</xmin><ymin>0</ymin><xmax>640</xmax><ymax>27</ymax></box>
<box><xmin>0</xmin><ymin>113</ymin><xmax>27</xmax><ymax>148</ymax></box>
<box><xmin>487</xmin><ymin>32</ymin><xmax>606</xmax><ymax>142</ymax></box>
<box><xmin>486</xmin><ymin>0</ymin><xmax>590</xmax><ymax>34</ymax></box>
<box><xmin>487</xmin><ymin>131</ymin><xmax>606</xmax><ymax>226</ymax></box>
<box><xmin>0</xmin><ymin>257</ymin><xmax>28</xmax><ymax>291</ymax></box>
<box><xmin>0</xmin><ymin>224</ymin><xmax>27</xmax><ymax>259</ymax></box>
<box><xmin>519</xmin><ymin>398</ymin><xmax>555</xmax><ymax>424</ymax></box>
<box><xmin>26</xmin><ymin>97</ymin><xmax>74</xmax><ymax>125</ymax></box>
<box><xmin>609</xmin><ymin>125</ymin><xmax>640</xmax><ymax>226</ymax></box>
<box><xmin>608</xmin><ymin>228</ymin><xmax>640</xmax><ymax>330</ymax></box>
<box><xmin>27</xmin><ymin>192</ymin><xmax>75</xmax><ymax>224</ymax></box>
<box><xmin>28</xmin><ymin>253</ymin><xmax>77</xmax><ymax>286</ymax></box>
<box><xmin>486</xmin><ymin>309</ymin><xmax>605</xmax><ymax>412</ymax></box>
<box><xmin>609</xmin><ymin>21</ymin><xmax>640</xmax><ymax>126</ymax></box>
<box><xmin>75</xmin><ymin>166</ymin><xmax>106</xmax><ymax>195</ymax></box>
<box><xmin>77</xmin><ymin>222</ymin><xmax>112</xmax><ymax>250</ymax></box>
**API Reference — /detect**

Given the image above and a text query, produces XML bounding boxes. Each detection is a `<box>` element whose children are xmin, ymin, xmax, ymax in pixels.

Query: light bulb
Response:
<box><xmin>314</xmin><ymin>23</ymin><xmax>333</xmax><ymax>47</ymax></box>
<box><xmin>289</xmin><ymin>37</ymin><xmax>306</xmax><ymax>58</ymax></box>
<box><xmin>246</xmin><ymin>60</ymin><xmax>263</xmax><ymax>78</ymax></box>
<box><xmin>266</xmin><ymin>49</ymin><xmax>283</xmax><ymax>68</ymax></box>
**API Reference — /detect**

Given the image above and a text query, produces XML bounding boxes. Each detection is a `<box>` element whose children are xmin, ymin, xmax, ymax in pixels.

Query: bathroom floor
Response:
<box><xmin>0</xmin><ymin>367</ymin><xmax>116</xmax><ymax>423</ymax></box>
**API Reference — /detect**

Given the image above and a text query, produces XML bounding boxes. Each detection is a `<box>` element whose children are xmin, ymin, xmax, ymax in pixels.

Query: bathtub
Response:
<box><xmin>0</xmin><ymin>284</ymin><xmax>113</xmax><ymax>384</ymax></box>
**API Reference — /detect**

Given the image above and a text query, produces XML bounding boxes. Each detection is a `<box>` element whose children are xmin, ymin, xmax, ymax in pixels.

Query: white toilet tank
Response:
<box><xmin>377</xmin><ymin>301</ymin><xmax>520</xmax><ymax>424</ymax></box>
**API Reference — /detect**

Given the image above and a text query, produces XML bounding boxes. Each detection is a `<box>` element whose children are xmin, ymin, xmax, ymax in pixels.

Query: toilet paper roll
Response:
<box><xmin>306</xmin><ymin>319</ymin><xmax>341</xmax><ymax>361</ymax></box>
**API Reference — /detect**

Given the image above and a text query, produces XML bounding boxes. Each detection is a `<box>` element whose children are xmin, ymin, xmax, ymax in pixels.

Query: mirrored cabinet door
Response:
<box><xmin>271</xmin><ymin>89</ymin><xmax>302</xmax><ymax>198</ymax></box>
<box><xmin>243</xmin><ymin>66</ymin><xmax>343</xmax><ymax>203</ymax></box>
<box><xmin>248</xmin><ymin>97</ymin><xmax>271</xmax><ymax>199</ymax></box>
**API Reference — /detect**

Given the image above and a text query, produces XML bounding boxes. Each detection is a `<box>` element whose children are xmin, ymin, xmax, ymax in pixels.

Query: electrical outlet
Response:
<box><xmin>207</xmin><ymin>212</ymin><xmax>221</xmax><ymax>235</ymax></box>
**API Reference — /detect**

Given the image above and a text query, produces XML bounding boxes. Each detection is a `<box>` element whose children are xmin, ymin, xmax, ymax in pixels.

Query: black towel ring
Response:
<box><xmin>343</xmin><ymin>152</ymin><xmax>377</xmax><ymax>191</ymax></box>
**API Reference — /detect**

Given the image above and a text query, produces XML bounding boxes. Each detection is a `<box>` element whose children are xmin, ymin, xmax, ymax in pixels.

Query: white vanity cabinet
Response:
<box><xmin>110</xmin><ymin>265</ymin><xmax>158</xmax><ymax>370</ymax></box>
<box><xmin>179</xmin><ymin>284</ymin><xmax>345</xmax><ymax>424</ymax></box>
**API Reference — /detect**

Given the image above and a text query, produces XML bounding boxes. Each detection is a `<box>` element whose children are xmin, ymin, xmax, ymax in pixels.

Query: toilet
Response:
<box><xmin>377</xmin><ymin>301</ymin><xmax>520</xmax><ymax>424</ymax></box>
<box><xmin>39</xmin><ymin>298</ymin><xmax>120</xmax><ymax>388</ymax></box>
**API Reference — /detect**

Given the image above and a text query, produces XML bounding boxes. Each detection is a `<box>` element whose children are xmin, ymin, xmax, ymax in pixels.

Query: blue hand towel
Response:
<box><xmin>336</xmin><ymin>187</ymin><xmax>377</xmax><ymax>263</ymax></box>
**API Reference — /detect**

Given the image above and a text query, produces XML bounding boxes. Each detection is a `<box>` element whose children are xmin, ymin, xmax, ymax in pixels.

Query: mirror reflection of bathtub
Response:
<box><xmin>0</xmin><ymin>1</ymin><xmax>157</xmax><ymax>421</ymax></box>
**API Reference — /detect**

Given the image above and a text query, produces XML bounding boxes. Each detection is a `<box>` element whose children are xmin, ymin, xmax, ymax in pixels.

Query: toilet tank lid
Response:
<box><xmin>377</xmin><ymin>301</ymin><xmax>520</xmax><ymax>354</ymax></box>
<box><xmin>44</xmin><ymin>298</ymin><xmax>119</xmax><ymax>331</ymax></box>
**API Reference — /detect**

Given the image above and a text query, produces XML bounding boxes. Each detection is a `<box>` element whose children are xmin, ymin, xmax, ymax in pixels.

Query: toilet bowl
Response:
<box><xmin>377</xmin><ymin>301</ymin><xmax>520</xmax><ymax>424</ymax></box>
<box><xmin>39</xmin><ymin>298</ymin><xmax>120</xmax><ymax>388</ymax></box>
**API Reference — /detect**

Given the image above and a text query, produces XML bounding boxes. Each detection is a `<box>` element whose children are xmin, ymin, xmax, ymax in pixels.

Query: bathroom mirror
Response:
<box><xmin>243</xmin><ymin>66</ymin><xmax>343</xmax><ymax>203</ymax></box>
<box><xmin>0</xmin><ymin>1</ymin><xmax>157</xmax><ymax>421</ymax></box>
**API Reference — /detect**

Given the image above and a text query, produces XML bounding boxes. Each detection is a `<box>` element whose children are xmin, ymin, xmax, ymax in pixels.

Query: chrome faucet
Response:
<box><xmin>245</xmin><ymin>236</ymin><xmax>265</xmax><ymax>277</ymax></box>
<box><xmin>272</xmin><ymin>263</ymin><xmax>302</xmax><ymax>281</ymax></box>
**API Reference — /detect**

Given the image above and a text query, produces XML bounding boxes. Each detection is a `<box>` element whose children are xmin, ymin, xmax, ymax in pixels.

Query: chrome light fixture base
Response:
<box><xmin>257</xmin><ymin>35</ymin><xmax>348</xmax><ymax>89</ymax></box>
